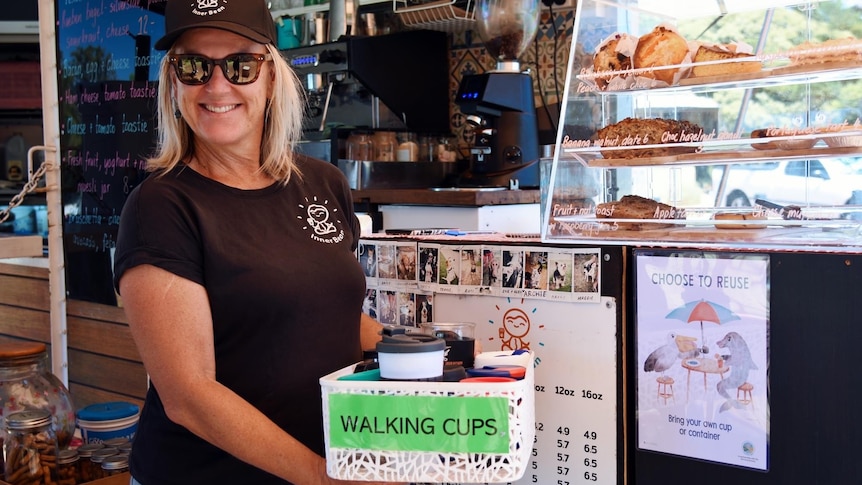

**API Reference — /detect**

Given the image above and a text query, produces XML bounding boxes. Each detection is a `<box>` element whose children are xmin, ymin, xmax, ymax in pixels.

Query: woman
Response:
<box><xmin>113</xmin><ymin>1</ymin><xmax>392</xmax><ymax>483</ymax></box>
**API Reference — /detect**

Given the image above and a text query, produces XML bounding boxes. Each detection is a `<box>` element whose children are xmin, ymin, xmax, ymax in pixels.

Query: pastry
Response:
<box><xmin>596</xmin><ymin>195</ymin><xmax>685</xmax><ymax>230</ymax></box>
<box><xmin>713</xmin><ymin>211</ymin><xmax>767</xmax><ymax>229</ymax></box>
<box><xmin>691</xmin><ymin>44</ymin><xmax>762</xmax><ymax>77</ymax></box>
<box><xmin>595</xmin><ymin>117</ymin><xmax>704</xmax><ymax>159</ymax></box>
<box><xmin>788</xmin><ymin>37</ymin><xmax>862</xmax><ymax>65</ymax></box>
<box><xmin>819</xmin><ymin>124</ymin><xmax>862</xmax><ymax>148</ymax></box>
<box><xmin>592</xmin><ymin>33</ymin><xmax>637</xmax><ymax>89</ymax></box>
<box><xmin>633</xmin><ymin>25</ymin><xmax>689</xmax><ymax>85</ymax></box>
<box><xmin>750</xmin><ymin>127</ymin><xmax>817</xmax><ymax>150</ymax></box>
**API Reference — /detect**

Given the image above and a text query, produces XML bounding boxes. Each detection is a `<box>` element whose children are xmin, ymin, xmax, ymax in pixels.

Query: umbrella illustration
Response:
<box><xmin>665</xmin><ymin>299</ymin><xmax>740</xmax><ymax>354</ymax></box>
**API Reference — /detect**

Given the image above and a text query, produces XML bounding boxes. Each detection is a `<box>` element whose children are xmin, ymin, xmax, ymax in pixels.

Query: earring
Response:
<box><xmin>172</xmin><ymin>97</ymin><xmax>181</xmax><ymax>119</ymax></box>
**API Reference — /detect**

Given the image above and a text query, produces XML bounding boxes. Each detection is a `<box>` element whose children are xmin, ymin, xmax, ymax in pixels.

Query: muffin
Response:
<box><xmin>633</xmin><ymin>25</ymin><xmax>689</xmax><ymax>85</ymax></box>
<box><xmin>593</xmin><ymin>33</ymin><xmax>638</xmax><ymax>89</ymax></box>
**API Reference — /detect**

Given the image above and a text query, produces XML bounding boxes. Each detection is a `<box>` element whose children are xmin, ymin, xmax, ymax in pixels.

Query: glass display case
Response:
<box><xmin>543</xmin><ymin>0</ymin><xmax>862</xmax><ymax>251</ymax></box>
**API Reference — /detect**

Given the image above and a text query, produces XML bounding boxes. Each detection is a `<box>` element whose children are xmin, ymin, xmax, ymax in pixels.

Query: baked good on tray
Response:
<box><xmin>713</xmin><ymin>211</ymin><xmax>767</xmax><ymax>230</ymax></box>
<box><xmin>596</xmin><ymin>195</ymin><xmax>685</xmax><ymax>230</ymax></box>
<box><xmin>691</xmin><ymin>43</ymin><xmax>762</xmax><ymax>78</ymax></box>
<box><xmin>596</xmin><ymin>117</ymin><xmax>704</xmax><ymax>159</ymax></box>
<box><xmin>633</xmin><ymin>25</ymin><xmax>689</xmax><ymax>85</ymax></box>
<box><xmin>818</xmin><ymin>123</ymin><xmax>862</xmax><ymax>148</ymax></box>
<box><xmin>750</xmin><ymin>127</ymin><xmax>817</xmax><ymax>150</ymax></box>
<box><xmin>788</xmin><ymin>37</ymin><xmax>862</xmax><ymax>65</ymax></box>
<box><xmin>593</xmin><ymin>32</ymin><xmax>638</xmax><ymax>89</ymax></box>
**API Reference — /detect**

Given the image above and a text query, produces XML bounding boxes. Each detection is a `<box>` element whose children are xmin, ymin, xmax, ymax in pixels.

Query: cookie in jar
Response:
<box><xmin>3</xmin><ymin>410</ymin><xmax>59</xmax><ymax>485</ymax></box>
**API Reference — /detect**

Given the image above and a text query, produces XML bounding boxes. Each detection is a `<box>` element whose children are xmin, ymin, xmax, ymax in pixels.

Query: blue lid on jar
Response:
<box><xmin>77</xmin><ymin>401</ymin><xmax>139</xmax><ymax>421</ymax></box>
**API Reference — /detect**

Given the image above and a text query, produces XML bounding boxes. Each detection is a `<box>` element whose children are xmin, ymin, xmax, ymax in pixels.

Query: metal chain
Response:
<box><xmin>0</xmin><ymin>161</ymin><xmax>52</xmax><ymax>224</ymax></box>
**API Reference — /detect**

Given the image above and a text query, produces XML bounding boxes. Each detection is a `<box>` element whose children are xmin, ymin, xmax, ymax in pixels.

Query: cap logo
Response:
<box><xmin>192</xmin><ymin>0</ymin><xmax>227</xmax><ymax>16</ymax></box>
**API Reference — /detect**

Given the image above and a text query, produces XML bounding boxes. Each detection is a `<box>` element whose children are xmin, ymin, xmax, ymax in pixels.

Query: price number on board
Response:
<box><xmin>582</xmin><ymin>430</ymin><xmax>599</xmax><ymax>482</ymax></box>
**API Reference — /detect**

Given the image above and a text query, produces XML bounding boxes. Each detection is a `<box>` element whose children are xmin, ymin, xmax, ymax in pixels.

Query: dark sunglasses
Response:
<box><xmin>168</xmin><ymin>53</ymin><xmax>272</xmax><ymax>85</ymax></box>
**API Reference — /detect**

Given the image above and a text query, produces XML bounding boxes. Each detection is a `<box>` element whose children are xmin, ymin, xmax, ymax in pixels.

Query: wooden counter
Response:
<box><xmin>351</xmin><ymin>188</ymin><xmax>540</xmax><ymax>206</ymax></box>
<box><xmin>0</xmin><ymin>472</ymin><xmax>131</xmax><ymax>485</ymax></box>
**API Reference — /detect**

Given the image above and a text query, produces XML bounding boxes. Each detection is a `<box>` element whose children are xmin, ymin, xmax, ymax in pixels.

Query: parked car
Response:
<box><xmin>712</xmin><ymin>158</ymin><xmax>862</xmax><ymax>209</ymax></box>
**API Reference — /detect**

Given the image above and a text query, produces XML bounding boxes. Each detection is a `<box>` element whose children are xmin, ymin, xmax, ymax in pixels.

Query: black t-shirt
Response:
<box><xmin>113</xmin><ymin>155</ymin><xmax>365</xmax><ymax>484</ymax></box>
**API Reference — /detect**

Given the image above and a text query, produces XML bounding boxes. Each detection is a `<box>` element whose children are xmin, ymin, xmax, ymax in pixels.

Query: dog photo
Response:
<box><xmin>501</xmin><ymin>249</ymin><xmax>524</xmax><ymax>288</ymax></box>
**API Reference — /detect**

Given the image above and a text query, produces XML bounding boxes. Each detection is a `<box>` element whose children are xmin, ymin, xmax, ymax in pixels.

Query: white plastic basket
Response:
<box><xmin>320</xmin><ymin>352</ymin><xmax>535</xmax><ymax>483</ymax></box>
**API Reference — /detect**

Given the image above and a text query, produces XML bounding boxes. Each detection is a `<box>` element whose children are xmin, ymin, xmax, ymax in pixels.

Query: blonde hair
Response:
<box><xmin>148</xmin><ymin>43</ymin><xmax>305</xmax><ymax>184</ymax></box>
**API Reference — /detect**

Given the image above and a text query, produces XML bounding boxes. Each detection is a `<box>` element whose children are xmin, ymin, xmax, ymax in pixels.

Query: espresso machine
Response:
<box><xmin>283</xmin><ymin>30</ymin><xmax>450</xmax><ymax>163</ymax></box>
<box><xmin>455</xmin><ymin>0</ymin><xmax>541</xmax><ymax>188</ymax></box>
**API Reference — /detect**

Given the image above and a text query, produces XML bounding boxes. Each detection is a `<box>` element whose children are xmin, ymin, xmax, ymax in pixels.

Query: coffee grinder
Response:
<box><xmin>455</xmin><ymin>0</ymin><xmax>541</xmax><ymax>188</ymax></box>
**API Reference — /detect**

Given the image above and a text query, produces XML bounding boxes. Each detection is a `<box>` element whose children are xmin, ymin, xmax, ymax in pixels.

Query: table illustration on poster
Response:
<box><xmin>636</xmin><ymin>251</ymin><xmax>770</xmax><ymax>471</ymax></box>
<box><xmin>55</xmin><ymin>1</ymin><xmax>166</xmax><ymax>304</ymax></box>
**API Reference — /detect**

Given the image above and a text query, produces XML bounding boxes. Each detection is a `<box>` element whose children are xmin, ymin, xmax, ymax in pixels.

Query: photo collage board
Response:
<box><xmin>357</xmin><ymin>238</ymin><xmax>602</xmax><ymax>328</ymax></box>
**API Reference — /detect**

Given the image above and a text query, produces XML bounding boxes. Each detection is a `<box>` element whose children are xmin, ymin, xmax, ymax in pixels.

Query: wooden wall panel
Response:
<box><xmin>68</xmin><ymin>349</ymin><xmax>148</xmax><ymax>402</ymax></box>
<box><xmin>69</xmin><ymin>383</ymin><xmax>144</xmax><ymax>410</ymax></box>
<box><xmin>0</xmin><ymin>305</ymin><xmax>49</xmax><ymax>341</ymax></box>
<box><xmin>0</xmin><ymin>261</ymin><xmax>147</xmax><ymax>409</ymax></box>
<box><xmin>67</xmin><ymin>316</ymin><xmax>139</xmax><ymax>361</ymax></box>
<box><xmin>0</xmin><ymin>272</ymin><xmax>50</xmax><ymax>309</ymax></box>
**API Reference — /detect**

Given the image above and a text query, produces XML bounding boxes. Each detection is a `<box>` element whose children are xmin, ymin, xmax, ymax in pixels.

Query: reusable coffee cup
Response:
<box><xmin>460</xmin><ymin>376</ymin><xmax>516</xmax><ymax>383</ymax></box>
<box><xmin>420</xmin><ymin>322</ymin><xmax>476</xmax><ymax>370</ymax></box>
<box><xmin>466</xmin><ymin>364</ymin><xmax>526</xmax><ymax>380</ymax></box>
<box><xmin>376</xmin><ymin>326</ymin><xmax>445</xmax><ymax>381</ymax></box>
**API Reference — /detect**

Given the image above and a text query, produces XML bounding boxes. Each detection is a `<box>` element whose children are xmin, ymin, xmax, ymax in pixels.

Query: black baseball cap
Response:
<box><xmin>155</xmin><ymin>0</ymin><xmax>278</xmax><ymax>51</ymax></box>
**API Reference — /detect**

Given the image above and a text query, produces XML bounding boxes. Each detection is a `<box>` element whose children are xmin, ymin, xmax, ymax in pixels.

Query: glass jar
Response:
<box><xmin>346</xmin><ymin>131</ymin><xmax>374</xmax><ymax>161</ymax></box>
<box><xmin>4</xmin><ymin>409</ymin><xmax>59</xmax><ymax>485</ymax></box>
<box><xmin>396</xmin><ymin>132</ymin><xmax>418</xmax><ymax>161</ymax></box>
<box><xmin>372</xmin><ymin>131</ymin><xmax>397</xmax><ymax>161</ymax></box>
<box><xmin>56</xmin><ymin>448</ymin><xmax>80</xmax><ymax>485</ymax></box>
<box><xmin>435</xmin><ymin>135</ymin><xmax>458</xmax><ymax>162</ymax></box>
<box><xmin>100</xmin><ymin>453</ymin><xmax>129</xmax><ymax>476</ymax></box>
<box><xmin>416</xmin><ymin>134</ymin><xmax>435</xmax><ymax>162</ymax></box>
<box><xmin>0</xmin><ymin>342</ymin><xmax>76</xmax><ymax>450</ymax></box>
<box><xmin>75</xmin><ymin>443</ymin><xmax>104</xmax><ymax>483</ymax></box>
<box><xmin>88</xmin><ymin>447</ymin><xmax>118</xmax><ymax>481</ymax></box>
<box><xmin>102</xmin><ymin>437</ymin><xmax>130</xmax><ymax>449</ymax></box>
<box><xmin>117</xmin><ymin>441</ymin><xmax>133</xmax><ymax>455</ymax></box>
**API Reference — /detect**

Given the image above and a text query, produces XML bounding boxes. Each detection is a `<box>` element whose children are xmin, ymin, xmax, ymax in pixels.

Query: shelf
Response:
<box><xmin>563</xmin><ymin>144</ymin><xmax>862</xmax><ymax>168</ymax></box>
<box><xmin>352</xmin><ymin>188</ymin><xmax>539</xmax><ymax>206</ymax></box>
<box><xmin>547</xmin><ymin>205</ymin><xmax>862</xmax><ymax>251</ymax></box>
<box><xmin>0</xmin><ymin>235</ymin><xmax>43</xmax><ymax>259</ymax></box>
<box><xmin>269</xmin><ymin>0</ymin><xmax>391</xmax><ymax>19</ymax></box>
<box><xmin>579</xmin><ymin>61</ymin><xmax>862</xmax><ymax>95</ymax></box>
<box><xmin>543</xmin><ymin>224</ymin><xmax>862</xmax><ymax>251</ymax></box>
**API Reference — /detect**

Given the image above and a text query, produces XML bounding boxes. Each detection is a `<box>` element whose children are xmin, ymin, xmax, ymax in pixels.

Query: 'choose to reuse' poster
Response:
<box><xmin>635</xmin><ymin>250</ymin><xmax>769</xmax><ymax>471</ymax></box>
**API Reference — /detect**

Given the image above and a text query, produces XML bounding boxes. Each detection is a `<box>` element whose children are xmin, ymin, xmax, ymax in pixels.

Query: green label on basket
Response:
<box><xmin>328</xmin><ymin>394</ymin><xmax>509</xmax><ymax>453</ymax></box>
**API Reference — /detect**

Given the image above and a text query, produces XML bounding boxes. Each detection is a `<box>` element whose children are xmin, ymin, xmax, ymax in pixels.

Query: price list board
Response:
<box><xmin>54</xmin><ymin>1</ymin><xmax>165</xmax><ymax>304</ymax></box>
<box><xmin>435</xmin><ymin>294</ymin><xmax>620</xmax><ymax>485</ymax></box>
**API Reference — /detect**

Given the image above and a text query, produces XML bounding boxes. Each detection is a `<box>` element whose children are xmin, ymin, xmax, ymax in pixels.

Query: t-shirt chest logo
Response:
<box><xmin>298</xmin><ymin>196</ymin><xmax>345</xmax><ymax>244</ymax></box>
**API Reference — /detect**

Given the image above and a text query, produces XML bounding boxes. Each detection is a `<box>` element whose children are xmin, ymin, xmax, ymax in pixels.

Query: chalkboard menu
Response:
<box><xmin>56</xmin><ymin>1</ymin><xmax>166</xmax><ymax>304</ymax></box>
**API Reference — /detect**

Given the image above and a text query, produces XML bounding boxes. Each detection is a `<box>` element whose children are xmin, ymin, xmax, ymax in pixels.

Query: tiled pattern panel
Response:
<box><xmin>446</xmin><ymin>7</ymin><xmax>576</xmax><ymax>150</ymax></box>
